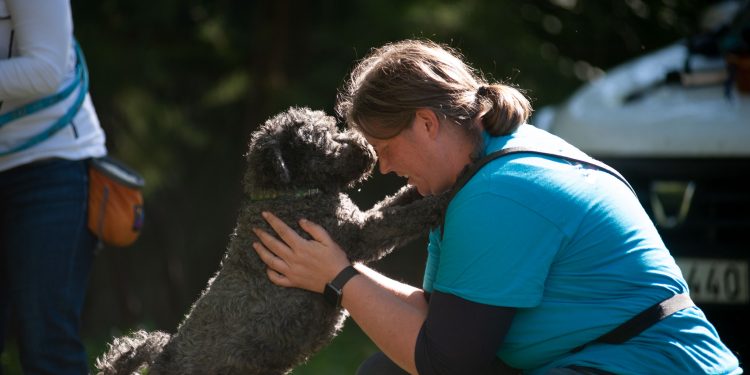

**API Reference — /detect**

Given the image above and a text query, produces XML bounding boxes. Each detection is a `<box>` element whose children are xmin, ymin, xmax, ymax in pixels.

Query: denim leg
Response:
<box><xmin>0</xmin><ymin>158</ymin><xmax>95</xmax><ymax>375</ymax></box>
<box><xmin>0</xmin><ymin>225</ymin><xmax>6</xmax><ymax>375</ymax></box>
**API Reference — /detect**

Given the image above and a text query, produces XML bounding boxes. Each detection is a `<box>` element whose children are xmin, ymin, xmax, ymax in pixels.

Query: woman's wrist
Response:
<box><xmin>323</xmin><ymin>265</ymin><xmax>360</xmax><ymax>307</ymax></box>
<box><xmin>320</xmin><ymin>252</ymin><xmax>353</xmax><ymax>289</ymax></box>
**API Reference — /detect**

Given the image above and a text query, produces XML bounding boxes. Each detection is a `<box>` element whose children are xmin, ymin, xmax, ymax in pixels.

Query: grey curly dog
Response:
<box><xmin>95</xmin><ymin>107</ymin><xmax>447</xmax><ymax>374</ymax></box>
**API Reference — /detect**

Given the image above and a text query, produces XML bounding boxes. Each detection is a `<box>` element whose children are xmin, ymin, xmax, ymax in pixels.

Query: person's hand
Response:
<box><xmin>252</xmin><ymin>211</ymin><xmax>351</xmax><ymax>293</ymax></box>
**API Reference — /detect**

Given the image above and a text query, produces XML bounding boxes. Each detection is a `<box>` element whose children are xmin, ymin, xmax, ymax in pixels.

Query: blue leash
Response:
<box><xmin>0</xmin><ymin>40</ymin><xmax>89</xmax><ymax>156</ymax></box>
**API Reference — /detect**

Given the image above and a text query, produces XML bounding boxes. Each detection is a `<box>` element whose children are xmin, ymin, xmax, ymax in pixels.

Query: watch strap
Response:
<box><xmin>324</xmin><ymin>265</ymin><xmax>360</xmax><ymax>308</ymax></box>
<box><xmin>330</xmin><ymin>265</ymin><xmax>360</xmax><ymax>290</ymax></box>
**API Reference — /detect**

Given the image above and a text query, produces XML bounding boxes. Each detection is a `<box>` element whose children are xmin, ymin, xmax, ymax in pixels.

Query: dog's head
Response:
<box><xmin>244</xmin><ymin>107</ymin><xmax>376</xmax><ymax>193</ymax></box>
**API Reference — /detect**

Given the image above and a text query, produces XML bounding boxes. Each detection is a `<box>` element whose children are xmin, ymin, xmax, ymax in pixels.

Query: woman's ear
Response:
<box><xmin>414</xmin><ymin>108</ymin><xmax>441</xmax><ymax>140</ymax></box>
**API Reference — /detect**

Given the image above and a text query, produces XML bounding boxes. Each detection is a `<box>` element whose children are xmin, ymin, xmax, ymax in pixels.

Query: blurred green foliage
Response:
<box><xmin>2</xmin><ymin>0</ymin><xmax>708</xmax><ymax>373</ymax></box>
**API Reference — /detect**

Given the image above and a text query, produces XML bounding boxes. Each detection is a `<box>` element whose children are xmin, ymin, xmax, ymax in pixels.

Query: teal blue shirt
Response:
<box><xmin>423</xmin><ymin>125</ymin><xmax>741</xmax><ymax>374</ymax></box>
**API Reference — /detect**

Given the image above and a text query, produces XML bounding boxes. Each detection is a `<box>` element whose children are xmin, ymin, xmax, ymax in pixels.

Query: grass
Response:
<box><xmin>1</xmin><ymin>319</ymin><xmax>377</xmax><ymax>374</ymax></box>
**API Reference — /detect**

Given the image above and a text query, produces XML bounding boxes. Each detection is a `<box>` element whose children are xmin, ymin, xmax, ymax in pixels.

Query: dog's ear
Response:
<box><xmin>270</xmin><ymin>142</ymin><xmax>291</xmax><ymax>184</ymax></box>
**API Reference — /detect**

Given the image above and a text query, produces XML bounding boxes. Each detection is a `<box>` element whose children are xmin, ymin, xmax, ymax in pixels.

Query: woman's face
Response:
<box><xmin>363</xmin><ymin>115</ymin><xmax>459</xmax><ymax>196</ymax></box>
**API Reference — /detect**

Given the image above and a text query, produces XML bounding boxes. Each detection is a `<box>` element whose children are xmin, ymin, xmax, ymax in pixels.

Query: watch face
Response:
<box><xmin>324</xmin><ymin>283</ymin><xmax>342</xmax><ymax>307</ymax></box>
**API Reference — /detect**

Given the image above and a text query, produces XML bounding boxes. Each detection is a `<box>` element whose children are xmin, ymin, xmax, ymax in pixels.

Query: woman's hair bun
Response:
<box><xmin>477</xmin><ymin>84</ymin><xmax>532</xmax><ymax>136</ymax></box>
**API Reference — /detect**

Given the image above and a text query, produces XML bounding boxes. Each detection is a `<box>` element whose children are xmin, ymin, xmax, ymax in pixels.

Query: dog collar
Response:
<box><xmin>250</xmin><ymin>188</ymin><xmax>322</xmax><ymax>201</ymax></box>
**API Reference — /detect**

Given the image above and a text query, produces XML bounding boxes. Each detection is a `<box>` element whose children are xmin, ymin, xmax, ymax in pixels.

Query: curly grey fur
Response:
<box><xmin>96</xmin><ymin>107</ymin><xmax>448</xmax><ymax>375</ymax></box>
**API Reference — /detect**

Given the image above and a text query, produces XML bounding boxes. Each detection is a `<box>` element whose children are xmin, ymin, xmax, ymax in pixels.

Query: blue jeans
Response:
<box><xmin>0</xmin><ymin>158</ymin><xmax>95</xmax><ymax>375</ymax></box>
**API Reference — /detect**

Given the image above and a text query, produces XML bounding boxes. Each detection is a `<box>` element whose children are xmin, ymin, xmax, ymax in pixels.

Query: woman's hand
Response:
<box><xmin>252</xmin><ymin>211</ymin><xmax>351</xmax><ymax>293</ymax></box>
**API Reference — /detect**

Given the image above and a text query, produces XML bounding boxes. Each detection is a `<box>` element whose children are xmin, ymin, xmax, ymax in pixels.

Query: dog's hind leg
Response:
<box><xmin>95</xmin><ymin>330</ymin><xmax>171</xmax><ymax>375</ymax></box>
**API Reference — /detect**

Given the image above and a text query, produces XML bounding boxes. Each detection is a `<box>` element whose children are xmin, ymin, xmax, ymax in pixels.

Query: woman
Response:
<box><xmin>1</xmin><ymin>0</ymin><xmax>106</xmax><ymax>373</ymax></box>
<box><xmin>252</xmin><ymin>40</ymin><xmax>741</xmax><ymax>374</ymax></box>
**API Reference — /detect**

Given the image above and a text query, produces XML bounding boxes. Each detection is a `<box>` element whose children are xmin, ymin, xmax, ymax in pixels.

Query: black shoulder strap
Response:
<box><xmin>571</xmin><ymin>293</ymin><xmax>694</xmax><ymax>353</ymax></box>
<box><xmin>441</xmin><ymin>146</ymin><xmax>636</xmax><ymax>237</ymax></box>
<box><xmin>454</xmin><ymin>146</ymin><xmax>635</xmax><ymax>199</ymax></box>
<box><xmin>441</xmin><ymin>147</ymin><xmax>693</xmax><ymax>357</ymax></box>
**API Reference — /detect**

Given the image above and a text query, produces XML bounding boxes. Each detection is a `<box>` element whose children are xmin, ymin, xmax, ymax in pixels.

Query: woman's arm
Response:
<box><xmin>252</xmin><ymin>212</ymin><xmax>428</xmax><ymax>373</ymax></box>
<box><xmin>415</xmin><ymin>291</ymin><xmax>515</xmax><ymax>375</ymax></box>
<box><xmin>353</xmin><ymin>264</ymin><xmax>429</xmax><ymax>310</ymax></box>
<box><xmin>0</xmin><ymin>0</ymin><xmax>72</xmax><ymax>99</ymax></box>
<box><xmin>253</xmin><ymin>212</ymin><xmax>514</xmax><ymax>374</ymax></box>
<box><xmin>340</xmin><ymin>267</ymin><xmax>428</xmax><ymax>374</ymax></box>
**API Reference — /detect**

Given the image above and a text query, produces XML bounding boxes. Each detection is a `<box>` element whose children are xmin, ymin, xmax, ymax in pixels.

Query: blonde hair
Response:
<box><xmin>336</xmin><ymin>39</ymin><xmax>532</xmax><ymax>140</ymax></box>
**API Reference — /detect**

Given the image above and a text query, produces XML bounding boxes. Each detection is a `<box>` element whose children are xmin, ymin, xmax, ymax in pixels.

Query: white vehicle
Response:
<box><xmin>534</xmin><ymin>1</ymin><xmax>749</xmax><ymax>361</ymax></box>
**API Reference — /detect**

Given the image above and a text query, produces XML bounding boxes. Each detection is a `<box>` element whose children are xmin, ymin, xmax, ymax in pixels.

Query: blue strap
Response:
<box><xmin>0</xmin><ymin>40</ymin><xmax>89</xmax><ymax>156</ymax></box>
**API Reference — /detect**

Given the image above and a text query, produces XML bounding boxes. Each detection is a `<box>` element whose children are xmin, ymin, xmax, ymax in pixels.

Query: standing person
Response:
<box><xmin>0</xmin><ymin>0</ymin><xmax>106</xmax><ymax>373</ymax></box>
<box><xmin>251</xmin><ymin>40</ymin><xmax>742</xmax><ymax>374</ymax></box>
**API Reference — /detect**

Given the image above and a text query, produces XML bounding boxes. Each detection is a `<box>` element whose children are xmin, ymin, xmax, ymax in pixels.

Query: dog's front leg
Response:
<box><xmin>370</xmin><ymin>185</ymin><xmax>423</xmax><ymax>210</ymax></box>
<box><xmin>342</xmin><ymin>191</ymin><xmax>449</xmax><ymax>263</ymax></box>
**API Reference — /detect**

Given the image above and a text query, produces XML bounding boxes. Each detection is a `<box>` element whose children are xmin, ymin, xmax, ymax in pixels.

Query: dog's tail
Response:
<box><xmin>95</xmin><ymin>329</ymin><xmax>171</xmax><ymax>375</ymax></box>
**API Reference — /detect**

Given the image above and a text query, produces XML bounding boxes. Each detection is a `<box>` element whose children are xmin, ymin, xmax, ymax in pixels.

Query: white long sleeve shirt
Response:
<box><xmin>0</xmin><ymin>0</ymin><xmax>106</xmax><ymax>171</ymax></box>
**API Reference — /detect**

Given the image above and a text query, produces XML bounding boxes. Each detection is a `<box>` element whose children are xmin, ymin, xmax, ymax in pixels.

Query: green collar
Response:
<box><xmin>250</xmin><ymin>188</ymin><xmax>322</xmax><ymax>201</ymax></box>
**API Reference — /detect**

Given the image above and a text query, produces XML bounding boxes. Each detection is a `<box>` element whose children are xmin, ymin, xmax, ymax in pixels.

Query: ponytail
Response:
<box><xmin>476</xmin><ymin>84</ymin><xmax>532</xmax><ymax>136</ymax></box>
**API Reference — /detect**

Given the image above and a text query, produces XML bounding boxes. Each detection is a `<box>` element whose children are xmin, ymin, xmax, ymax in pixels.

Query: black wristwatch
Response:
<box><xmin>323</xmin><ymin>265</ymin><xmax>360</xmax><ymax>308</ymax></box>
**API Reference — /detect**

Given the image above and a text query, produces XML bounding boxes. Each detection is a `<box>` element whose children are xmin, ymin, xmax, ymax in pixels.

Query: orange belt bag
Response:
<box><xmin>87</xmin><ymin>156</ymin><xmax>145</xmax><ymax>248</ymax></box>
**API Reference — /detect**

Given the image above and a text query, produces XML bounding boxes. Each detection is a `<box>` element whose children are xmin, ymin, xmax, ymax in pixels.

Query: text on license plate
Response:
<box><xmin>675</xmin><ymin>257</ymin><xmax>749</xmax><ymax>304</ymax></box>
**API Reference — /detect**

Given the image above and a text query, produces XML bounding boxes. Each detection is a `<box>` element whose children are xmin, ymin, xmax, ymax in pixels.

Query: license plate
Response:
<box><xmin>675</xmin><ymin>257</ymin><xmax>749</xmax><ymax>304</ymax></box>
